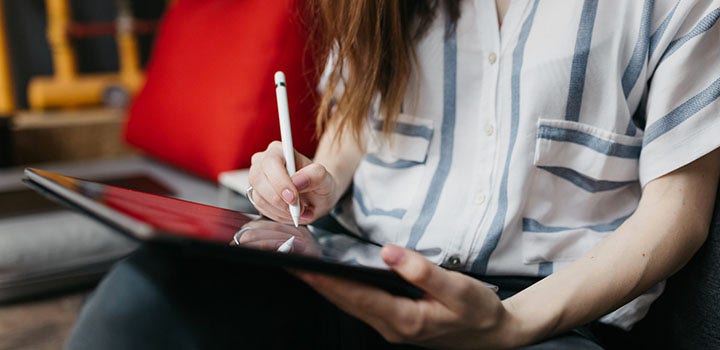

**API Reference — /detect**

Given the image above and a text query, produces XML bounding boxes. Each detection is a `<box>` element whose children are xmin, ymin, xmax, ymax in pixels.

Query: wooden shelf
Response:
<box><xmin>9</xmin><ymin>108</ymin><xmax>136</xmax><ymax>165</ymax></box>
<box><xmin>12</xmin><ymin>108</ymin><xmax>125</xmax><ymax>129</ymax></box>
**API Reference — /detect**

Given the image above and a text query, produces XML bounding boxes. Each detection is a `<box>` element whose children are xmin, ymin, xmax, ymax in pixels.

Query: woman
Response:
<box><xmin>69</xmin><ymin>0</ymin><xmax>720</xmax><ymax>349</ymax></box>
<box><xmin>245</xmin><ymin>0</ymin><xmax>720</xmax><ymax>347</ymax></box>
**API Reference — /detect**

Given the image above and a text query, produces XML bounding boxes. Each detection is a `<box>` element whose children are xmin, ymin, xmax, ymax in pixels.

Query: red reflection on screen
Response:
<box><xmin>100</xmin><ymin>186</ymin><xmax>249</xmax><ymax>242</ymax></box>
<box><xmin>32</xmin><ymin>168</ymin><xmax>252</xmax><ymax>243</ymax></box>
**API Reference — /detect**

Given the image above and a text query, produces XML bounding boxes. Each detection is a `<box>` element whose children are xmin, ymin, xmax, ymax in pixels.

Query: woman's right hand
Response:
<box><xmin>248</xmin><ymin>141</ymin><xmax>339</xmax><ymax>225</ymax></box>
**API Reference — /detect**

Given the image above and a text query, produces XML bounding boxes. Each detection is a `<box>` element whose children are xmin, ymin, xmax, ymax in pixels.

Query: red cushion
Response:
<box><xmin>125</xmin><ymin>0</ymin><xmax>318</xmax><ymax>180</ymax></box>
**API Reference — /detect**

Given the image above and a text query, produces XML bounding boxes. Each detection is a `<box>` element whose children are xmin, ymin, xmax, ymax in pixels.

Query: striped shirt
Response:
<box><xmin>331</xmin><ymin>0</ymin><xmax>720</xmax><ymax>329</ymax></box>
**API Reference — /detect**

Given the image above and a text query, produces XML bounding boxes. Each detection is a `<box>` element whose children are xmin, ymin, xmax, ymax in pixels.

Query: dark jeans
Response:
<box><xmin>67</xmin><ymin>244</ymin><xmax>608</xmax><ymax>349</ymax></box>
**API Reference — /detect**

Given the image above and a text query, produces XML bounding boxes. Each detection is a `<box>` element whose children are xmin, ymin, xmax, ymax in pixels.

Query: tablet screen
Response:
<box><xmin>25</xmin><ymin>168</ymin><xmax>391</xmax><ymax>270</ymax></box>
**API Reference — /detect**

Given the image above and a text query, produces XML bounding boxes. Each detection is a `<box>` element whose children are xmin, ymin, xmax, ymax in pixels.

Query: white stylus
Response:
<box><xmin>277</xmin><ymin>236</ymin><xmax>295</xmax><ymax>253</ymax></box>
<box><xmin>274</xmin><ymin>71</ymin><xmax>301</xmax><ymax>227</ymax></box>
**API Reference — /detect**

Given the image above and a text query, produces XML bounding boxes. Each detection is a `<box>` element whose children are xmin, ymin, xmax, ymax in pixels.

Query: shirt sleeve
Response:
<box><xmin>639</xmin><ymin>1</ymin><xmax>720</xmax><ymax>187</ymax></box>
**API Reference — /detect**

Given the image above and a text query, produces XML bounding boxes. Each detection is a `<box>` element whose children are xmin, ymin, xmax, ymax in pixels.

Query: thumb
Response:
<box><xmin>381</xmin><ymin>245</ymin><xmax>464</xmax><ymax>306</ymax></box>
<box><xmin>293</xmin><ymin>150</ymin><xmax>313</xmax><ymax>169</ymax></box>
<box><xmin>291</xmin><ymin>163</ymin><xmax>334</xmax><ymax>194</ymax></box>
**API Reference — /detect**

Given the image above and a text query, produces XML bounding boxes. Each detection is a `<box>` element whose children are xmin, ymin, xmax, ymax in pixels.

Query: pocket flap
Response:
<box><xmin>366</xmin><ymin>113</ymin><xmax>434</xmax><ymax>164</ymax></box>
<box><xmin>534</xmin><ymin>119</ymin><xmax>641</xmax><ymax>182</ymax></box>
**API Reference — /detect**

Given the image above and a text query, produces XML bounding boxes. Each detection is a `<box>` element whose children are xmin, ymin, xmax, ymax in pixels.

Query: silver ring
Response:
<box><xmin>245</xmin><ymin>186</ymin><xmax>256</xmax><ymax>207</ymax></box>
<box><xmin>232</xmin><ymin>226</ymin><xmax>253</xmax><ymax>245</ymax></box>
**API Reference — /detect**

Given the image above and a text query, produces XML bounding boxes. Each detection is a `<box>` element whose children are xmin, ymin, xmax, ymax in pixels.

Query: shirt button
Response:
<box><xmin>474</xmin><ymin>193</ymin><xmax>486</xmax><ymax>205</ymax></box>
<box><xmin>446</xmin><ymin>255</ymin><xmax>463</xmax><ymax>268</ymax></box>
<box><xmin>488</xmin><ymin>52</ymin><xmax>497</xmax><ymax>65</ymax></box>
<box><xmin>484</xmin><ymin>124</ymin><xmax>495</xmax><ymax>136</ymax></box>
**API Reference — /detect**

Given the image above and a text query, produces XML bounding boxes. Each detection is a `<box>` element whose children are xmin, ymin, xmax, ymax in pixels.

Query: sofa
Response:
<box><xmin>0</xmin><ymin>156</ymin><xmax>232</xmax><ymax>301</ymax></box>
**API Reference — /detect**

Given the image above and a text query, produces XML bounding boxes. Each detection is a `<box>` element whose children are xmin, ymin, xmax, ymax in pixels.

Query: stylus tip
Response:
<box><xmin>289</xmin><ymin>202</ymin><xmax>300</xmax><ymax>228</ymax></box>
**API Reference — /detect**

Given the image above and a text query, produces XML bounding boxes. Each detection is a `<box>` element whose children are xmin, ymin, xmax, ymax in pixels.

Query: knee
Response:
<box><xmin>67</xmin><ymin>260</ymin><xmax>193</xmax><ymax>349</ymax></box>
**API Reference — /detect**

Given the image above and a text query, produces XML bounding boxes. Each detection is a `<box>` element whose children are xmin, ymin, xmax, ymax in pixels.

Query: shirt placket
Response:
<box><xmin>441</xmin><ymin>1</ymin><xmax>504</xmax><ymax>270</ymax></box>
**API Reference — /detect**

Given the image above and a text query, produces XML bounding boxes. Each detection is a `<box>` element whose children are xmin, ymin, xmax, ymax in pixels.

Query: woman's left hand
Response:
<box><xmin>295</xmin><ymin>245</ymin><xmax>518</xmax><ymax>349</ymax></box>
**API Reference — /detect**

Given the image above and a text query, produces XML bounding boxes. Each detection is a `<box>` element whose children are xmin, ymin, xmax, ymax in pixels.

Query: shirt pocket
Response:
<box><xmin>521</xmin><ymin>118</ymin><xmax>643</xmax><ymax>265</ymax></box>
<box><xmin>352</xmin><ymin>113</ymin><xmax>435</xmax><ymax>220</ymax></box>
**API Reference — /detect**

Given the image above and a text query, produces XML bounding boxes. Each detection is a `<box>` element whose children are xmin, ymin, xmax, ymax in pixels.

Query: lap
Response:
<box><xmin>68</xmin><ymin>244</ymin><xmax>405</xmax><ymax>349</ymax></box>
<box><xmin>67</xmin><ymin>244</ymin><xmax>605</xmax><ymax>349</ymax></box>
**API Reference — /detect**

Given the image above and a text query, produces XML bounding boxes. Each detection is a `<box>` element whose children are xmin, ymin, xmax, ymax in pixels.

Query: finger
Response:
<box><xmin>254</xmin><ymin>170</ymin><xmax>295</xmax><ymax>216</ymax></box>
<box><xmin>254</xmin><ymin>198</ymin><xmax>291</xmax><ymax>223</ymax></box>
<box><xmin>250</xmin><ymin>151</ymin><xmax>264</xmax><ymax>166</ymax></box>
<box><xmin>263</xmin><ymin>143</ymin><xmax>300</xmax><ymax>205</ymax></box>
<box><xmin>381</xmin><ymin>245</ymin><xmax>480</xmax><ymax>311</ymax></box>
<box><xmin>248</xmin><ymin>158</ymin><xmax>287</xmax><ymax>217</ymax></box>
<box><xmin>248</xmin><ymin>183</ymin><xmax>286</xmax><ymax>218</ymax></box>
<box><xmin>291</xmin><ymin>163</ymin><xmax>333</xmax><ymax>195</ymax></box>
<box><xmin>247</xmin><ymin>155</ymin><xmax>263</xmax><ymax>186</ymax></box>
<box><xmin>250</xmin><ymin>189</ymin><xmax>293</xmax><ymax>223</ymax></box>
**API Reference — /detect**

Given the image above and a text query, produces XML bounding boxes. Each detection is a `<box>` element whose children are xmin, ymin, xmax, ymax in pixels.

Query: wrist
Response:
<box><xmin>496</xmin><ymin>298</ymin><xmax>533</xmax><ymax>348</ymax></box>
<box><xmin>499</xmin><ymin>294</ymin><xmax>565</xmax><ymax>348</ymax></box>
<box><xmin>328</xmin><ymin>171</ymin><xmax>344</xmax><ymax>205</ymax></box>
<box><xmin>320</xmin><ymin>164</ymin><xmax>350</xmax><ymax>206</ymax></box>
<box><xmin>466</xmin><ymin>298</ymin><xmax>529</xmax><ymax>349</ymax></box>
<box><xmin>304</xmin><ymin>165</ymin><xmax>344</xmax><ymax>219</ymax></box>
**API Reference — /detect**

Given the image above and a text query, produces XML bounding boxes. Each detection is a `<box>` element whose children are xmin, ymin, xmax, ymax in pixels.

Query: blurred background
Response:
<box><xmin>0</xmin><ymin>1</ymin><xmax>718</xmax><ymax>349</ymax></box>
<box><xmin>0</xmin><ymin>1</ymin><xmax>165</xmax><ymax>348</ymax></box>
<box><xmin>0</xmin><ymin>0</ymin><xmax>322</xmax><ymax>348</ymax></box>
<box><xmin>1</xmin><ymin>0</ymin><xmax>164</xmax><ymax>166</ymax></box>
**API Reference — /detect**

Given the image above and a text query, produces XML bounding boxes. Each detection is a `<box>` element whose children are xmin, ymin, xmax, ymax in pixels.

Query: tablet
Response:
<box><xmin>23</xmin><ymin>168</ymin><xmax>424</xmax><ymax>298</ymax></box>
<box><xmin>0</xmin><ymin>173</ymin><xmax>174</xmax><ymax>218</ymax></box>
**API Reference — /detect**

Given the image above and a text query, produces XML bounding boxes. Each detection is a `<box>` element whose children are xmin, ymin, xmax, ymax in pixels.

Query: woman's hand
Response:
<box><xmin>248</xmin><ymin>141</ymin><xmax>339</xmax><ymax>225</ymax></box>
<box><xmin>296</xmin><ymin>245</ymin><xmax>518</xmax><ymax>349</ymax></box>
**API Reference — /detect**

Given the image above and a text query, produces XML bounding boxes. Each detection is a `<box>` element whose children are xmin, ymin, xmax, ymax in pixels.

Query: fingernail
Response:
<box><xmin>281</xmin><ymin>189</ymin><xmax>295</xmax><ymax>203</ymax></box>
<box><xmin>293</xmin><ymin>174</ymin><xmax>310</xmax><ymax>190</ymax></box>
<box><xmin>382</xmin><ymin>245</ymin><xmax>405</xmax><ymax>266</ymax></box>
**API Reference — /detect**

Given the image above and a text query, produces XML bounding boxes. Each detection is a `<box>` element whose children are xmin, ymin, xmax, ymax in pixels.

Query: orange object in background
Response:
<box><xmin>0</xmin><ymin>0</ymin><xmax>14</xmax><ymax>166</ymax></box>
<box><xmin>0</xmin><ymin>0</ymin><xmax>15</xmax><ymax>115</ymax></box>
<box><xmin>27</xmin><ymin>0</ymin><xmax>154</xmax><ymax>109</ymax></box>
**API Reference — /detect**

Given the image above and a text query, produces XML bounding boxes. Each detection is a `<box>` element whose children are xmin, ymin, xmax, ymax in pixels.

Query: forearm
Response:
<box><xmin>312</xmin><ymin>120</ymin><xmax>364</xmax><ymax>205</ymax></box>
<box><xmin>502</xmin><ymin>209</ymin><xmax>706</xmax><ymax>345</ymax></box>
<box><xmin>501</xmin><ymin>151</ymin><xmax>720</xmax><ymax>347</ymax></box>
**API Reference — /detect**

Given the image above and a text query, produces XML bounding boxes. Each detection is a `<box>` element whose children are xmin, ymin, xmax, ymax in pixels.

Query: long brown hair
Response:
<box><xmin>309</xmin><ymin>0</ymin><xmax>460</xmax><ymax>144</ymax></box>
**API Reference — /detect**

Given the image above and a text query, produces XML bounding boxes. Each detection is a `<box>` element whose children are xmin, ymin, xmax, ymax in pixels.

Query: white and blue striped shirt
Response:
<box><xmin>332</xmin><ymin>0</ymin><xmax>720</xmax><ymax>329</ymax></box>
